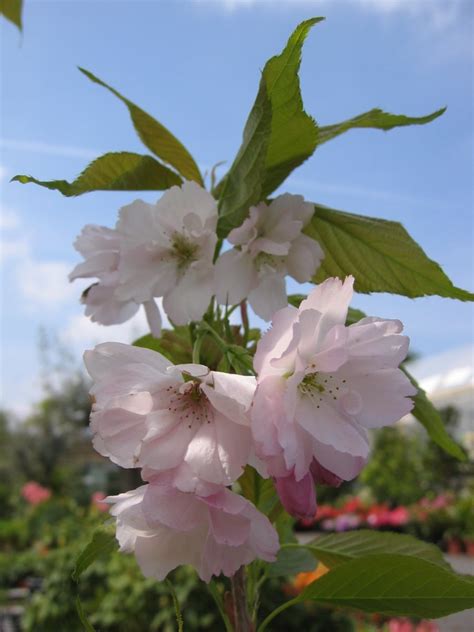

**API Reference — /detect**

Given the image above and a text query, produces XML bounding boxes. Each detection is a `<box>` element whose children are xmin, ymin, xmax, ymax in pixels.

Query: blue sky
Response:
<box><xmin>1</xmin><ymin>0</ymin><xmax>473</xmax><ymax>415</ymax></box>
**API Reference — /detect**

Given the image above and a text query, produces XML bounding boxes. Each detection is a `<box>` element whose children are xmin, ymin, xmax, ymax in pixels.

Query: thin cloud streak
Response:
<box><xmin>0</xmin><ymin>138</ymin><xmax>99</xmax><ymax>160</ymax></box>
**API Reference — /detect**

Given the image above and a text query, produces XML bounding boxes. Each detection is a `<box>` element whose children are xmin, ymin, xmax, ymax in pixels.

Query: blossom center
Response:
<box><xmin>162</xmin><ymin>381</ymin><xmax>213</xmax><ymax>428</ymax></box>
<box><xmin>170</xmin><ymin>232</ymin><xmax>199</xmax><ymax>270</ymax></box>
<box><xmin>298</xmin><ymin>372</ymin><xmax>347</xmax><ymax>409</ymax></box>
<box><xmin>254</xmin><ymin>251</ymin><xmax>285</xmax><ymax>272</ymax></box>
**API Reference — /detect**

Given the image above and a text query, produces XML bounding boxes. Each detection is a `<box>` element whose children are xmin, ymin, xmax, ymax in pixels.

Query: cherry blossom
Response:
<box><xmin>106</xmin><ymin>473</ymin><xmax>279</xmax><ymax>582</ymax></box>
<box><xmin>115</xmin><ymin>181</ymin><xmax>218</xmax><ymax>325</ymax></box>
<box><xmin>69</xmin><ymin>224</ymin><xmax>161</xmax><ymax>335</ymax></box>
<box><xmin>251</xmin><ymin>276</ymin><xmax>416</xmax><ymax>517</ymax></box>
<box><xmin>215</xmin><ymin>194</ymin><xmax>324</xmax><ymax>320</ymax></box>
<box><xmin>84</xmin><ymin>342</ymin><xmax>255</xmax><ymax>486</ymax></box>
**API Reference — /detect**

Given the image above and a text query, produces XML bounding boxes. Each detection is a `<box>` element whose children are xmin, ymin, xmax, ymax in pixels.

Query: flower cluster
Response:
<box><xmin>85</xmin><ymin>343</ymin><xmax>279</xmax><ymax>581</ymax></box>
<box><xmin>70</xmin><ymin>183</ymin><xmax>323</xmax><ymax>335</ymax></box>
<box><xmin>80</xmin><ymin>183</ymin><xmax>415</xmax><ymax>581</ymax></box>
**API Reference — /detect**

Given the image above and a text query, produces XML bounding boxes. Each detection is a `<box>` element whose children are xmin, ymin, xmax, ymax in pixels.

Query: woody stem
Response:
<box><xmin>230</xmin><ymin>566</ymin><xmax>253</xmax><ymax>632</ymax></box>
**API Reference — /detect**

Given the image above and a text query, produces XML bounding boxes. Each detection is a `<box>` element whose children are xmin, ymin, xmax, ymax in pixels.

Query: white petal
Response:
<box><xmin>254</xmin><ymin>305</ymin><xmax>299</xmax><ymax>376</ymax></box>
<box><xmin>163</xmin><ymin>265</ymin><xmax>214</xmax><ymax>324</ymax></box>
<box><xmin>215</xmin><ymin>249</ymin><xmax>255</xmax><ymax>307</ymax></box>
<box><xmin>143</xmin><ymin>300</ymin><xmax>162</xmax><ymax>338</ymax></box>
<box><xmin>248</xmin><ymin>272</ymin><xmax>287</xmax><ymax>321</ymax></box>
<box><xmin>202</xmin><ymin>372</ymin><xmax>256</xmax><ymax>425</ymax></box>
<box><xmin>296</xmin><ymin>395</ymin><xmax>369</xmax><ymax>457</ymax></box>
<box><xmin>345</xmin><ymin>317</ymin><xmax>410</xmax><ymax>371</ymax></box>
<box><xmin>300</xmin><ymin>276</ymin><xmax>354</xmax><ymax>341</ymax></box>
<box><xmin>311</xmin><ymin>438</ymin><xmax>369</xmax><ymax>481</ymax></box>
<box><xmin>84</xmin><ymin>342</ymin><xmax>170</xmax><ymax>381</ymax></box>
<box><xmin>286</xmin><ymin>234</ymin><xmax>324</xmax><ymax>283</ymax></box>
<box><xmin>345</xmin><ymin>368</ymin><xmax>416</xmax><ymax>428</ymax></box>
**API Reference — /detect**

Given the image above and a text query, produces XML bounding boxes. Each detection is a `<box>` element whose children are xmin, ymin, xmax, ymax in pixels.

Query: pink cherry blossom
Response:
<box><xmin>215</xmin><ymin>194</ymin><xmax>324</xmax><ymax>320</ymax></box>
<box><xmin>115</xmin><ymin>182</ymin><xmax>218</xmax><ymax>325</ymax></box>
<box><xmin>251</xmin><ymin>276</ymin><xmax>416</xmax><ymax>516</ymax></box>
<box><xmin>84</xmin><ymin>342</ymin><xmax>255</xmax><ymax>486</ymax></box>
<box><xmin>106</xmin><ymin>474</ymin><xmax>279</xmax><ymax>582</ymax></box>
<box><xmin>69</xmin><ymin>224</ymin><xmax>161</xmax><ymax>336</ymax></box>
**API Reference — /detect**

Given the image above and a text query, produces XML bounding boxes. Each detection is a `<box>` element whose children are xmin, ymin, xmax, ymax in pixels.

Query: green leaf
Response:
<box><xmin>317</xmin><ymin>107</ymin><xmax>446</xmax><ymax>146</ymax></box>
<box><xmin>217</xmin><ymin>18</ymin><xmax>323</xmax><ymax>236</ymax></box>
<box><xmin>238</xmin><ymin>466</ymin><xmax>278</xmax><ymax>514</ymax></box>
<box><xmin>78</xmin><ymin>67</ymin><xmax>202</xmax><ymax>184</ymax></box>
<box><xmin>133</xmin><ymin>328</ymin><xmax>192</xmax><ymax>365</ymax></box>
<box><xmin>300</xmin><ymin>530</ymin><xmax>451</xmax><ymax>570</ymax></box>
<box><xmin>403</xmin><ymin>367</ymin><xmax>466</xmax><ymax>461</ymax></box>
<box><xmin>345</xmin><ymin>307</ymin><xmax>366</xmax><ymax>326</ymax></box>
<box><xmin>261</xmin><ymin>17</ymin><xmax>323</xmax><ymax>196</ymax></box>
<box><xmin>300</xmin><ymin>554</ymin><xmax>474</xmax><ymax>619</ymax></box>
<box><xmin>76</xmin><ymin>597</ymin><xmax>96</xmax><ymax>632</ymax></box>
<box><xmin>12</xmin><ymin>152</ymin><xmax>182</xmax><ymax>196</ymax></box>
<box><xmin>307</xmin><ymin>204</ymin><xmax>474</xmax><ymax>301</ymax></box>
<box><xmin>0</xmin><ymin>0</ymin><xmax>23</xmax><ymax>30</ymax></box>
<box><xmin>72</xmin><ymin>528</ymin><xmax>116</xmax><ymax>582</ymax></box>
<box><xmin>267</xmin><ymin>547</ymin><xmax>317</xmax><ymax>578</ymax></box>
<box><xmin>217</xmin><ymin>79</ymin><xmax>272</xmax><ymax>237</ymax></box>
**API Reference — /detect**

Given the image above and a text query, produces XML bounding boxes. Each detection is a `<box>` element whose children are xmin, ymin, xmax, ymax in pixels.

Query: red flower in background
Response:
<box><xmin>21</xmin><ymin>481</ymin><xmax>51</xmax><ymax>505</ymax></box>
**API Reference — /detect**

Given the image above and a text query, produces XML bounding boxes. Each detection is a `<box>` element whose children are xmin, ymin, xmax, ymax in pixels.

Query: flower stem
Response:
<box><xmin>230</xmin><ymin>566</ymin><xmax>254</xmax><ymax>632</ymax></box>
<box><xmin>257</xmin><ymin>597</ymin><xmax>300</xmax><ymax>632</ymax></box>
<box><xmin>207</xmin><ymin>580</ymin><xmax>233</xmax><ymax>632</ymax></box>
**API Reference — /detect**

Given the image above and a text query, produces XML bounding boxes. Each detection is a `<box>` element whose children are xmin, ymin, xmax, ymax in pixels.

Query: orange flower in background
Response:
<box><xmin>293</xmin><ymin>563</ymin><xmax>329</xmax><ymax>593</ymax></box>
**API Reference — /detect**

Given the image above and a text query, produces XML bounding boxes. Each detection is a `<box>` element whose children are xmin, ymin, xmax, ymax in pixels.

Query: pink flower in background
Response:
<box><xmin>416</xmin><ymin>621</ymin><xmax>438</xmax><ymax>632</ymax></box>
<box><xmin>84</xmin><ymin>342</ymin><xmax>255</xmax><ymax>486</ymax></box>
<box><xmin>215</xmin><ymin>194</ymin><xmax>324</xmax><ymax>320</ymax></box>
<box><xmin>106</xmin><ymin>474</ymin><xmax>279</xmax><ymax>582</ymax></box>
<box><xmin>91</xmin><ymin>491</ymin><xmax>108</xmax><ymax>512</ymax></box>
<box><xmin>251</xmin><ymin>276</ymin><xmax>416</xmax><ymax>517</ymax></box>
<box><xmin>388</xmin><ymin>506</ymin><xmax>410</xmax><ymax>527</ymax></box>
<box><xmin>115</xmin><ymin>182</ymin><xmax>218</xmax><ymax>325</ymax></box>
<box><xmin>388</xmin><ymin>619</ymin><xmax>414</xmax><ymax>632</ymax></box>
<box><xmin>21</xmin><ymin>482</ymin><xmax>51</xmax><ymax>505</ymax></box>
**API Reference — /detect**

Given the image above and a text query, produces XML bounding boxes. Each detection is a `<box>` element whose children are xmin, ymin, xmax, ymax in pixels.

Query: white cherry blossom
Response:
<box><xmin>215</xmin><ymin>194</ymin><xmax>324</xmax><ymax>320</ymax></box>
<box><xmin>69</xmin><ymin>224</ymin><xmax>161</xmax><ymax>335</ymax></box>
<box><xmin>115</xmin><ymin>182</ymin><xmax>218</xmax><ymax>325</ymax></box>
<box><xmin>106</xmin><ymin>474</ymin><xmax>279</xmax><ymax>582</ymax></box>
<box><xmin>84</xmin><ymin>342</ymin><xmax>255</xmax><ymax>487</ymax></box>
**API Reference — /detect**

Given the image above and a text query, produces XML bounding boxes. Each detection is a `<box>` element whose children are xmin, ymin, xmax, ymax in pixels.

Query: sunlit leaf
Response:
<box><xmin>0</xmin><ymin>0</ymin><xmax>23</xmax><ymax>31</ymax></box>
<box><xmin>12</xmin><ymin>152</ymin><xmax>182</xmax><ymax>196</ymax></box>
<box><xmin>300</xmin><ymin>554</ymin><xmax>474</xmax><ymax>619</ymax></box>
<box><xmin>261</xmin><ymin>17</ymin><xmax>323</xmax><ymax>196</ymax></box>
<box><xmin>217</xmin><ymin>18</ymin><xmax>323</xmax><ymax>235</ymax></box>
<box><xmin>72</xmin><ymin>528</ymin><xmax>116</xmax><ymax>582</ymax></box>
<box><xmin>300</xmin><ymin>530</ymin><xmax>451</xmax><ymax>570</ymax></box>
<box><xmin>317</xmin><ymin>107</ymin><xmax>446</xmax><ymax>146</ymax></box>
<box><xmin>307</xmin><ymin>204</ymin><xmax>474</xmax><ymax>301</ymax></box>
<box><xmin>79</xmin><ymin>67</ymin><xmax>202</xmax><ymax>184</ymax></box>
<box><xmin>403</xmin><ymin>368</ymin><xmax>466</xmax><ymax>461</ymax></box>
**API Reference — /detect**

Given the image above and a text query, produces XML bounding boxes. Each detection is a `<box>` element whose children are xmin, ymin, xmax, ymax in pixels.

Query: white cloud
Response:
<box><xmin>0</xmin><ymin>236</ymin><xmax>29</xmax><ymax>262</ymax></box>
<box><xmin>17</xmin><ymin>259</ymin><xmax>76</xmax><ymax>306</ymax></box>
<box><xmin>0</xmin><ymin>206</ymin><xmax>21</xmax><ymax>230</ymax></box>
<box><xmin>196</xmin><ymin>0</ymin><xmax>466</xmax><ymax>32</ymax></box>
<box><xmin>0</xmin><ymin>138</ymin><xmax>98</xmax><ymax>159</ymax></box>
<box><xmin>61</xmin><ymin>308</ymin><xmax>158</xmax><ymax>352</ymax></box>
